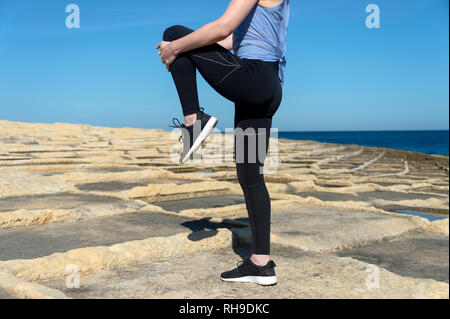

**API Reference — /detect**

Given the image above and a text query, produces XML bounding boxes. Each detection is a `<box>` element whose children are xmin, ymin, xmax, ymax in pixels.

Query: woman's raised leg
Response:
<box><xmin>163</xmin><ymin>26</ymin><xmax>200</xmax><ymax>117</ymax></box>
<box><xmin>162</xmin><ymin>24</ymin><xmax>247</xmax><ymax>164</ymax></box>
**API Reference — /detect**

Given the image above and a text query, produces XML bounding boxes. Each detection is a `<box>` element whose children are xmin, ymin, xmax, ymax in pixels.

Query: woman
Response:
<box><xmin>156</xmin><ymin>0</ymin><xmax>289</xmax><ymax>286</ymax></box>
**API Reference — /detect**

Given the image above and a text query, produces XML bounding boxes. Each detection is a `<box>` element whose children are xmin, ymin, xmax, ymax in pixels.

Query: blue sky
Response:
<box><xmin>0</xmin><ymin>0</ymin><xmax>448</xmax><ymax>131</ymax></box>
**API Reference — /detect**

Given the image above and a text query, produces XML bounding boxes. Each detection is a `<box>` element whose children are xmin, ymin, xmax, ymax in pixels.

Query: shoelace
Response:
<box><xmin>169</xmin><ymin>107</ymin><xmax>205</xmax><ymax>129</ymax></box>
<box><xmin>168</xmin><ymin>118</ymin><xmax>185</xmax><ymax>143</ymax></box>
<box><xmin>236</xmin><ymin>259</ymin><xmax>254</xmax><ymax>269</ymax></box>
<box><xmin>169</xmin><ymin>117</ymin><xmax>185</xmax><ymax>129</ymax></box>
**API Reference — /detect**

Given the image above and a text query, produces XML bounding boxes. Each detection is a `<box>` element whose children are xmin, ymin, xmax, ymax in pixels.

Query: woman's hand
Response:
<box><xmin>156</xmin><ymin>41</ymin><xmax>178</xmax><ymax>71</ymax></box>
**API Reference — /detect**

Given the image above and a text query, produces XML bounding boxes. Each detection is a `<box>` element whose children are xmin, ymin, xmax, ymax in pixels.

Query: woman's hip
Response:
<box><xmin>218</xmin><ymin>58</ymin><xmax>282</xmax><ymax>106</ymax></box>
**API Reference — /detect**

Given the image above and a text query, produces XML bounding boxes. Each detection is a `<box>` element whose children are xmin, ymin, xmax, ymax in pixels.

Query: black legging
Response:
<box><xmin>163</xmin><ymin>25</ymin><xmax>282</xmax><ymax>255</ymax></box>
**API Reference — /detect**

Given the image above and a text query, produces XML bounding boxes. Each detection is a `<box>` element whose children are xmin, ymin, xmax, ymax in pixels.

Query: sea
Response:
<box><xmin>278</xmin><ymin>130</ymin><xmax>449</xmax><ymax>156</ymax></box>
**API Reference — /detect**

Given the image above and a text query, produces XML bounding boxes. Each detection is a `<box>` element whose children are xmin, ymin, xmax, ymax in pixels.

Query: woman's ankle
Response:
<box><xmin>250</xmin><ymin>254</ymin><xmax>270</xmax><ymax>266</ymax></box>
<box><xmin>184</xmin><ymin>113</ymin><xmax>197</xmax><ymax>126</ymax></box>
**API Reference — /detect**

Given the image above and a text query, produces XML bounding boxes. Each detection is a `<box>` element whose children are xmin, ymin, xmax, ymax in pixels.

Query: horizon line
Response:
<box><xmin>1</xmin><ymin>119</ymin><xmax>448</xmax><ymax>132</ymax></box>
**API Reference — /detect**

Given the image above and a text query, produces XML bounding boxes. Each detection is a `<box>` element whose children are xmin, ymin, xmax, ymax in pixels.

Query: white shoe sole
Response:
<box><xmin>220</xmin><ymin>275</ymin><xmax>278</xmax><ymax>286</ymax></box>
<box><xmin>180</xmin><ymin>116</ymin><xmax>218</xmax><ymax>164</ymax></box>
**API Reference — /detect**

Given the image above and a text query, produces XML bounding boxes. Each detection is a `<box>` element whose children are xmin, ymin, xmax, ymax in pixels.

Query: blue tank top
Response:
<box><xmin>233</xmin><ymin>0</ymin><xmax>290</xmax><ymax>85</ymax></box>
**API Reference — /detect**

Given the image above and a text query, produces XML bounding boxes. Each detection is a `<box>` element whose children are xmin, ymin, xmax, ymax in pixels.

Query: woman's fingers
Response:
<box><xmin>156</xmin><ymin>40</ymin><xmax>174</xmax><ymax>71</ymax></box>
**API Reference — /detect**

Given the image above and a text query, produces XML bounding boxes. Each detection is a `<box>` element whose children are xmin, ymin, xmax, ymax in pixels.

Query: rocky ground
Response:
<box><xmin>0</xmin><ymin>120</ymin><xmax>448</xmax><ymax>299</ymax></box>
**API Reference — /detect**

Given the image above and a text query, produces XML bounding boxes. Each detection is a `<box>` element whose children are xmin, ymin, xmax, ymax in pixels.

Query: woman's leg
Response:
<box><xmin>163</xmin><ymin>25</ymin><xmax>251</xmax><ymax>163</ymax></box>
<box><xmin>163</xmin><ymin>26</ymin><xmax>279</xmax><ymax>115</ymax></box>
<box><xmin>235</xmin><ymin>117</ymin><xmax>272</xmax><ymax>259</ymax></box>
<box><xmin>220</xmin><ymin>114</ymin><xmax>279</xmax><ymax>285</ymax></box>
<box><xmin>163</xmin><ymin>25</ymin><xmax>200</xmax><ymax>118</ymax></box>
<box><xmin>163</xmin><ymin>25</ymin><xmax>247</xmax><ymax>119</ymax></box>
<box><xmin>163</xmin><ymin>25</ymin><xmax>278</xmax><ymax>164</ymax></box>
<box><xmin>233</xmin><ymin>81</ymin><xmax>282</xmax><ymax>265</ymax></box>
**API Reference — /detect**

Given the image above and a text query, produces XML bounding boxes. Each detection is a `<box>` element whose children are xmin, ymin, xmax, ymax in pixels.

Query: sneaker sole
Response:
<box><xmin>180</xmin><ymin>116</ymin><xmax>218</xmax><ymax>164</ymax></box>
<box><xmin>220</xmin><ymin>275</ymin><xmax>278</xmax><ymax>286</ymax></box>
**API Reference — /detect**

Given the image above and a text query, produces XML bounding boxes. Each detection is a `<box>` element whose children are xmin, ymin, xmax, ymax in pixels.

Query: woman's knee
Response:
<box><xmin>163</xmin><ymin>25</ymin><xmax>191</xmax><ymax>42</ymax></box>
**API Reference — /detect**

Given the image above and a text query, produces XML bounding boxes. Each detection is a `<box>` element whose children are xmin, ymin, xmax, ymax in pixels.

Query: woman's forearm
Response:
<box><xmin>170</xmin><ymin>20</ymin><xmax>232</xmax><ymax>56</ymax></box>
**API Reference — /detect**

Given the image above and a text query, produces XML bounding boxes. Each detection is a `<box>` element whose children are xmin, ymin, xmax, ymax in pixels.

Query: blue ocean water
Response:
<box><xmin>394</xmin><ymin>210</ymin><xmax>447</xmax><ymax>222</ymax></box>
<box><xmin>278</xmin><ymin>130</ymin><xmax>449</xmax><ymax>156</ymax></box>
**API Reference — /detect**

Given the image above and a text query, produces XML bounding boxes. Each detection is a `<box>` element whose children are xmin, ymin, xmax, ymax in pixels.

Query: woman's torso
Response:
<box><xmin>233</xmin><ymin>0</ymin><xmax>290</xmax><ymax>85</ymax></box>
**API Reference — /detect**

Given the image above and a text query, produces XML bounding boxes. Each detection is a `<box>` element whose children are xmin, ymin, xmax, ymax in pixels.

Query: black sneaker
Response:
<box><xmin>170</xmin><ymin>108</ymin><xmax>218</xmax><ymax>164</ymax></box>
<box><xmin>220</xmin><ymin>259</ymin><xmax>278</xmax><ymax>286</ymax></box>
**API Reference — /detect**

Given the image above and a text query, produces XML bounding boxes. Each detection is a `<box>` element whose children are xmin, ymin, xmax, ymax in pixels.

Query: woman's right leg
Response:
<box><xmin>163</xmin><ymin>26</ymin><xmax>201</xmax><ymax>118</ymax></box>
<box><xmin>163</xmin><ymin>25</ymin><xmax>257</xmax><ymax>163</ymax></box>
<box><xmin>163</xmin><ymin>25</ymin><xmax>279</xmax><ymax>114</ymax></box>
<box><xmin>163</xmin><ymin>25</ymin><xmax>247</xmax><ymax>117</ymax></box>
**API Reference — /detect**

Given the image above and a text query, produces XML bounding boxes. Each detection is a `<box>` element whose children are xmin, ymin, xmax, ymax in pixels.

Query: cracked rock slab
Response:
<box><xmin>0</xmin><ymin>120</ymin><xmax>448</xmax><ymax>299</ymax></box>
<box><xmin>0</xmin><ymin>229</ymin><xmax>232</xmax><ymax>282</ymax></box>
<box><xmin>0</xmin><ymin>271</ymin><xmax>68</xmax><ymax>299</ymax></box>
<box><xmin>0</xmin><ymin>193</ymin><xmax>157</xmax><ymax>229</ymax></box>
<box><xmin>336</xmin><ymin>233</ymin><xmax>449</xmax><ymax>283</ymax></box>
<box><xmin>40</xmin><ymin>244</ymin><xmax>448</xmax><ymax>299</ymax></box>
<box><xmin>0</xmin><ymin>171</ymin><xmax>76</xmax><ymax>198</ymax></box>
<box><xmin>0</xmin><ymin>287</ymin><xmax>16</xmax><ymax>299</ymax></box>
<box><xmin>269</xmin><ymin>203</ymin><xmax>429</xmax><ymax>252</ymax></box>
<box><xmin>75</xmin><ymin>178</ymin><xmax>201</xmax><ymax>192</ymax></box>
<box><xmin>0</xmin><ymin>211</ymin><xmax>232</xmax><ymax>261</ymax></box>
<box><xmin>151</xmin><ymin>195</ymin><xmax>245</xmax><ymax>213</ymax></box>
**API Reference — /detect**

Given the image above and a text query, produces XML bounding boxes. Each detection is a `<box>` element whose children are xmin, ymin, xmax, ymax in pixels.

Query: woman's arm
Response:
<box><xmin>217</xmin><ymin>34</ymin><xmax>233</xmax><ymax>51</ymax></box>
<box><xmin>170</xmin><ymin>0</ymin><xmax>258</xmax><ymax>54</ymax></box>
<box><xmin>157</xmin><ymin>0</ymin><xmax>258</xmax><ymax>67</ymax></box>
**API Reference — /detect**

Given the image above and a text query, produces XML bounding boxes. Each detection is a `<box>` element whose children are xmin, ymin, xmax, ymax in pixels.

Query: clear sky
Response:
<box><xmin>0</xmin><ymin>0</ymin><xmax>448</xmax><ymax>131</ymax></box>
